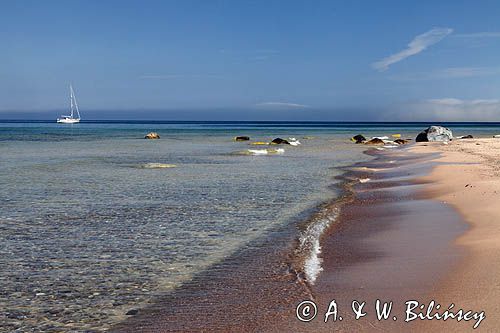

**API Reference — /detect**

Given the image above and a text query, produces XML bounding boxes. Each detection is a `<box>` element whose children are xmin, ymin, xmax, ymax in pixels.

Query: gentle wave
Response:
<box><xmin>295</xmin><ymin>205</ymin><xmax>341</xmax><ymax>284</ymax></box>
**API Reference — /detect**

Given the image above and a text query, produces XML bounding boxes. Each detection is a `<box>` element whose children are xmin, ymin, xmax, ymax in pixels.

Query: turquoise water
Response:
<box><xmin>1</xmin><ymin>121</ymin><xmax>499</xmax><ymax>332</ymax></box>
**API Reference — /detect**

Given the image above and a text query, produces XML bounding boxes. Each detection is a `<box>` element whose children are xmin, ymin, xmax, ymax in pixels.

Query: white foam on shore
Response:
<box><xmin>297</xmin><ymin>209</ymin><xmax>339</xmax><ymax>284</ymax></box>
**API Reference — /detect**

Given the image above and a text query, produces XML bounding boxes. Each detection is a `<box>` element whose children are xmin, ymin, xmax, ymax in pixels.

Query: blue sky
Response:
<box><xmin>2</xmin><ymin>0</ymin><xmax>500</xmax><ymax>120</ymax></box>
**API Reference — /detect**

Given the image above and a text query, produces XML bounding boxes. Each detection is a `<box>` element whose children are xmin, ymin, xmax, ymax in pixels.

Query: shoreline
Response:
<box><xmin>111</xmin><ymin>138</ymin><xmax>500</xmax><ymax>332</ymax></box>
<box><xmin>298</xmin><ymin>146</ymin><xmax>468</xmax><ymax>332</ymax></box>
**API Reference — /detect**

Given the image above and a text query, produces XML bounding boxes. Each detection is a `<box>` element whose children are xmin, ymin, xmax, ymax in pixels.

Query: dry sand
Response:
<box><xmin>411</xmin><ymin>138</ymin><xmax>500</xmax><ymax>332</ymax></box>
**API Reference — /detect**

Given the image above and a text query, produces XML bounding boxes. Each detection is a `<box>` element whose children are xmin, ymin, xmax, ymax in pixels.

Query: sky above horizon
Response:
<box><xmin>2</xmin><ymin>0</ymin><xmax>500</xmax><ymax>121</ymax></box>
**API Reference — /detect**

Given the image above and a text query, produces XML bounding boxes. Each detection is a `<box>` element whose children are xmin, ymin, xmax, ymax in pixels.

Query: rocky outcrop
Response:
<box><xmin>144</xmin><ymin>132</ymin><xmax>160</xmax><ymax>139</ymax></box>
<box><xmin>270</xmin><ymin>138</ymin><xmax>290</xmax><ymax>145</ymax></box>
<box><xmin>352</xmin><ymin>134</ymin><xmax>366</xmax><ymax>144</ymax></box>
<box><xmin>234</xmin><ymin>136</ymin><xmax>250</xmax><ymax>141</ymax></box>
<box><xmin>415</xmin><ymin>126</ymin><xmax>453</xmax><ymax>142</ymax></box>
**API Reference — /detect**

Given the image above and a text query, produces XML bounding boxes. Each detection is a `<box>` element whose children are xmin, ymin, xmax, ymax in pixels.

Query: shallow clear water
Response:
<box><xmin>0</xmin><ymin>121</ymin><xmax>499</xmax><ymax>331</ymax></box>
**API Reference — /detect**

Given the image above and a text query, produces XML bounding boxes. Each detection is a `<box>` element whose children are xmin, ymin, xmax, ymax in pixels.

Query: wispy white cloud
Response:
<box><xmin>139</xmin><ymin>74</ymin><xmax>222</xmax><ymax>79</ymax></box>
<box><xmin>255</xmin><ymin>102</ymin><xmax>309</xmax><ymax>109</ymax></box>
<box><xmin>384</xmin><ymin>98</ymin><xmax>500</xmax><ymax>121</ymax></box>
<box><xmin>453</xmin><ymin>32</ymin><xmax>500</xmax><ymax>38</ymax></box>
<box><xmin>389</xmin><ymin>66</ymin><xmax>500</xmax><ymax>81</ymax></box>
<box><xmin>427</xmin><ymin>98</ymin><xmax>500</xmax><ymax>105</ymax></box>
<box><xmin>372</xmin><ymin>28</ymin><xmax>453</xmax><ymax>72</ymax></box>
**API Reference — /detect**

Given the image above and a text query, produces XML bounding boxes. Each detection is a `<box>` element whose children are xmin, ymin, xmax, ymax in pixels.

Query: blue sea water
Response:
<box><xmin>0</xmin><ymin>121</ymin><xmax>499</xmax><ymax>331</ymax></box>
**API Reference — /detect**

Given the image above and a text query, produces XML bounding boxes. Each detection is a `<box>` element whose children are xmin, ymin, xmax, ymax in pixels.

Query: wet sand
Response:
<box><xmin>112</xmin><ymin>147</ymin><xmax>471</xmax><ymax>332</ymax></box>
<box><xmin>305</xmin><ymin>150</ymin><xmax>467</xmax><ymax>332</ymax></box>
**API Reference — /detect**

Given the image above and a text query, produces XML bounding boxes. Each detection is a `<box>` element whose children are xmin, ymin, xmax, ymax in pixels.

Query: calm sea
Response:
<box><xmin>1</xmin><ymin>121</ymin><xmax>499</xmax><ymax>331</ymax></box>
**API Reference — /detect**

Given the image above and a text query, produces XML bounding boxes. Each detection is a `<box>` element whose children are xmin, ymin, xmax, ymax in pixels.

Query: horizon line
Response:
<box><xmin>1</xmin><ymin>119</ymin><xmax>500</xmax><ymax>124</ymax></box>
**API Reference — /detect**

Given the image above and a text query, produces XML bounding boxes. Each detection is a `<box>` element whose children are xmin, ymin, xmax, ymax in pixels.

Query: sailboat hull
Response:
<box><xmin>57</xmin><ymin>118</ymin><xmax>80</xmax><ymax>124</ymax></box>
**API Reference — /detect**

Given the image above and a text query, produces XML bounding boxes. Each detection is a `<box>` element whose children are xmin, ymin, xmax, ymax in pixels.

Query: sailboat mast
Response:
<box><xmin>70</xmin><ymin>85</ymin><xmax>74</xmax><ymax>118</ymax></box>
<box><xmin>71</xmin><ymin>85</ymin><xmax>80</xmax><ymax>119</ymax></box>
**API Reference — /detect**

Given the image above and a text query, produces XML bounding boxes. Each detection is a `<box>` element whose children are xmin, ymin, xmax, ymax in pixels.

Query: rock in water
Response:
<box><xmin>457</xmin><ymin>135</ymin><xmax>473</xmax><ymax>139</ymax></box>
<box><xmin>415</xmin><ymin>126</ymin><xmax>453</xmax><ymax>142</ymax></box>
<box><xmin>270</xmin><ymin>138</ymin><xmax>290</xmax><ymax>145</ymax></box>
<box><xmin>144</xmin><ymin>132</ymin><xmax>160</xmax><ymax>139</ymax></box>
<box><xmin>351</xmin><ymin>134</ymin><xmax>366</xmax><ymax>144</ymax></box>
<box><xmin>365</xmin><ymin>138</ymin><xmax>385</xmax><ymax>145</ymax></box>
<box><xmin>126</xmin><ymin>309</ymin><xmax>139</xmax><ymax>316</ymax></box>
<box><xmin>394</xmin><ymin>139</ymin><xmax>410</xmax><ymax>144</ymax></box>
<box><xmin>234</xmin><ymin>136</ymin><xmax>250</xmax><ymax>141</ymax></box>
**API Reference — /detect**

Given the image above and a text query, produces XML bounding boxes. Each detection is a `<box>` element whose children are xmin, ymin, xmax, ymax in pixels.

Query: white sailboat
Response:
<box><xmin>57</xmin><ymin>85</ymin><xmax>81</xmax><ymax>124</ymax></box>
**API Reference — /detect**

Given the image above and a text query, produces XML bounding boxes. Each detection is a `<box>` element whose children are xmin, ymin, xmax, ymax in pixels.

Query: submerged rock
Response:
<box><xmin>394</xmin><ymin>139</ymin><xmax>410</xmax><ymax>144</ymax></box>
<box><xmin>365</xmin><ymin>138</ymin><xmax>385</xmax><ymax>145</ymax></box>
<box><xmin>457</xmin><ymin>135</ymin><xmax>473</xmax><ymax>139</ymax></box>
<box><xmin>125</xmin><ymin>309</ymin><xmax>139</xmax><ymax>316</ymax></box>
<box><xmin>144</xmin><ymin>132</ymin><xmax>160</xmax><ymax>139</ymax></box>
<box><xmin>270</xmin><ymin>138</ymin><xmax>290</xmax><ymax>145</ymax></box>
<box><xmin>415</xmin><ymin>126</ymin><xmax>453</xmax><ymax>142</ymax></box>
<box><xmin>141</xmin><ymin>163</ymin><xmax>177</xmax><ymax>169</ymax></box>
<box><xmin>234</xmin><ymin>136</ymin><xmax>250</xmax><ymax>141</ymax></box>
<box><xmin>351</xmin><ymin>134</ymin><xmax>366</xmax><ymax>144</ymax></box>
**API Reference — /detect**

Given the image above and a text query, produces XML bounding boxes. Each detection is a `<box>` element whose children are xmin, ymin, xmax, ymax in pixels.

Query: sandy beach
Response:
<box><xmin>309</xmin><ymin>138</ymin><xmax>500</xmax><ymax>332</ymax></box>
<box><xmin>411</xmin><ymin>138</ymin><xmax>500</xmax><ymax>332</ymax></box>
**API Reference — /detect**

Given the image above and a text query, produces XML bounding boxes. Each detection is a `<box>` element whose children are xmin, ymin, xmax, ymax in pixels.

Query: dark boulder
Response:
<box><xmin>234</xmin><ymin>136</ymin><xmax>250</xmax><ymax>141</ymax></box>
<box><xmin>365</xmin><ymin>138</ymin><xmax>385</xmax><ymax>145</ymax></box>
<box><xmin>144</xmin><ymin>132</ymin><xmax>160</xmax><ymax>139</ymax></box>
<box><xmin>457</xmin><ymin>135</ymin><xmax>473</xmax><ymax>139</ymax></box>
<box><xmin>126</xmin><ymin>309</ymin><xmax>139</xmax><ymax>316</ymax></box>
<box><xmin>415</xmin><ymin>126</ymin><xmax>453</xmax><ymax>142</ymax></box>
<box><xmin>270</xmin><ymin>138</ymin><xmax>290</xmax><ymax>145</ymax></box>
<box><xmin>352</xmin><ymin>134</ymin><xmax>366</xmax><ymax>144</ymax></box>
<box><xmin>394</xmin><ymin>139</ymin><xmax>410</xmax><ymax>144</ymax></box>
<box><xmin>415</xmin><ymin>132</ymin><xmax>428</xmax><ymax>142</ymax></box>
